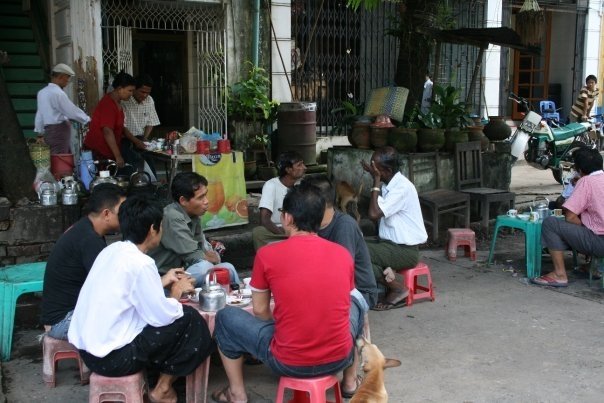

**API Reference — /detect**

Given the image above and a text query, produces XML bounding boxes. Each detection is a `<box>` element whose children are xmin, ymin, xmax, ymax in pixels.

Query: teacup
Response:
<box><xmin>553</xmin><ymin>209</ymin><xmax>563</xmax><ymax>217</ymax></box>
<box><xmin>529</xmin><ymin>212</ymin><xmax>540</xmax><ymax>222</ymax></box>
<box><xmin>506</xmin><ymin>209</ymin><xmax>518</xmax><ymax>217</ymax></box>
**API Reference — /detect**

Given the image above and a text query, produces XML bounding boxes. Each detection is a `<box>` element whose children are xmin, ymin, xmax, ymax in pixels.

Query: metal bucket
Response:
<box><xmin>277</xmin><ymin>102</ymin><xmax>317</xmax><ymax>166</ymax></box>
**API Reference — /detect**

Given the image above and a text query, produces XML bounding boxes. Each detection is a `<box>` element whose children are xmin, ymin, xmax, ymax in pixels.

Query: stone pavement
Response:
<box><xmin>2</xmin><ymin>159</ymin><xmax>604</xmax><ymax>402</ymax></box>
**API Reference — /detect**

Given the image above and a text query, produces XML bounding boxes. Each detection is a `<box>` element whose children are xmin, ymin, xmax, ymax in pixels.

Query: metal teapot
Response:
<box><xmin>129</xmin><ymin>170</ymin><xmax>152</xmax><ymax>188</ymax></box>
<box><xmin>39</xmin><ymin>181</ymin><xmax>57</xmax><ymax>206</ymax></box>
<box><xmin>62</xmin><ymin>186</ymin><xmax>78</xmax><ymax>205</ymax></box>
<box><xmin>199</xmin><ymin>270</ymin><xmax>226</xmax><ymax>312</ymax></box>
<box><xmin>532</xmin><ymin>196</ymin><xmax>550</xmax><ymax>221</ymax></box>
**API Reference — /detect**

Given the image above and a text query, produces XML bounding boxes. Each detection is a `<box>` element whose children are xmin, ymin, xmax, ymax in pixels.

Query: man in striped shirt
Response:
<box><xmin>570</xmin><ymin>75</ymin><xmax>599</xmax><ymax>122</ymax></box>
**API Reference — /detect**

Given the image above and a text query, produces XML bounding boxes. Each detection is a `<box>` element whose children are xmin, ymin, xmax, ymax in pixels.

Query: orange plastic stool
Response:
<box><xmin>399</xmin><ymin>262</ymin><xmax>435</xmax><ymax>307</ymax></box>
<box><xmin>275</xmin><ymin>374</ymin><xmax>342</xmax><ymax>403</ymax></box>
<box><xmin>42</xmin><ymin>335</ymin><xmax>90</xmax><ymax>387</ymax></box>
<box><xmin>446</xmin><ymin>228</ymin><xmax>477</xmax><ymax>261</ymax></box>
<box><xmin>89</xmin><ymin>371</ymin><xmax>147</xmax><ymax>403</ymax></box>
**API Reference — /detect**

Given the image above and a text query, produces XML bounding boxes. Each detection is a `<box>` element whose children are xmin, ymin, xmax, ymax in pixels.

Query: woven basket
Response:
<box><xmin>28</xmin><ymin>140</ymin><xmax>51</xmax><ymax>169</ymax></box>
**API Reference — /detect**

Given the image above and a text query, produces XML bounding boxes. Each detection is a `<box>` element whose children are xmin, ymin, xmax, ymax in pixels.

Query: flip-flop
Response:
<box><xmin>531</xmin><ymin>275</ymin><xmax>568</xmax><ymax>287</ymax></box>
<box><xmin>211</xmin><ymin>386</ymin><xmax>248</xmax><ymax>403</ymax></box>
<box><xmin>371</xmin><ymin>298</ymin><xmax>407</xmax><ymax>311</ymax></box>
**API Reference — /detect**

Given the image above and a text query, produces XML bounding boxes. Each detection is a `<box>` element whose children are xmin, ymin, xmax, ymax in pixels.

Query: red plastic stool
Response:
<box><xmin>42</xmin><ymin>335</ymin><xmax>90</xmax><ymax>387</ymax></box>
<box><xmin>399</xmin><ymin>262</ymin><xmax>435</xmax><ymax>307</ymax></box>
<box><xmin>89</xmin><ymin>371</ymin><xmax>147</xmax><ymax>403</ymax></box>
<box><xmin>446</xmin><ymin>228</ymin><xmax>477</xmax><ymax>261</ymax></box>
<box><xmin>275</xmin><ymin>374</ymin><xmax>342</xmax><ymax>403</ymax></box>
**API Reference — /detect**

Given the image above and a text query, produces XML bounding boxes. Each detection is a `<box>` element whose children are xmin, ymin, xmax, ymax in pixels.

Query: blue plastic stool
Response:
<box><xmin>0</xmin><ymin>262</ymin><xmax>46</xmax><ymax>361</ymax></box>
<box><xmin>488</xmin><ymin>216</ymin><xmax>542</xmax><ymax>278</ymax></box>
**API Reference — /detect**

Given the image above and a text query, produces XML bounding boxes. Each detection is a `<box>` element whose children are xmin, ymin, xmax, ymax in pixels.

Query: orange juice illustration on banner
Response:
<box><xmin>206</xmin><ymin>180</ymin><xmax>226</xmax><ymax>227</ymax></box>
<box><xmin>194</xmin><ymin>151</ymin><xmax>248</xmax><ymax>229</ymax></box>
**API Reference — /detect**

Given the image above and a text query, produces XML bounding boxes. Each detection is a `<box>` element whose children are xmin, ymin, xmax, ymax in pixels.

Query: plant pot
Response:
<box><xmin>417</xmin><ymin>128</ymin><xmax>445</xmax><ymax>152</ymax></box>
<box><xmin>467</xmin><ymin>126</ymin><xmax>490</xmax><ymax>151</ymax></box>
<box><xmin>388</xmin><ymin>127</ymin><xmax>417</xmax><ymax>153</ymax></box>
<box><xmin>444</xmin><ymin>128</ymin><xmax>469</xmax><ymax>152</ymax></box>
<box><xmin>257</xmin><ymin>166</ymin><xmax>278</xmax><ymax>181</ymax></box>
<box><xmin>483</xmin><ymin>116</ymin><xmax>511</xmax><ymax>141</ymax></box>
<box><xmin>370</xmin><ymin>127</ymin><xmax>389</xmax><ymax>149</ymax></box>
<box><xmin>244</xmin><ymin>160</ymin><xmax>257</xmax><ymax>180</ymax></box>
<box><xmin>348</xmin><ymin>122</ymin><xmax>371</xmax><ymax>149</ymax></box>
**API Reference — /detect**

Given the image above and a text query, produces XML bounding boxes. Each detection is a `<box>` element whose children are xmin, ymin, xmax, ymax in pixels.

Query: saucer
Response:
<box><xmin>227</xmin><ymin>296</ymin><xmax>251</xmax><ymax>307</ymax></box>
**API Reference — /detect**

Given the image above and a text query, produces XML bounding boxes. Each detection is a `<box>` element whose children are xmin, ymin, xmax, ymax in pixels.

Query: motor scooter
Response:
<box><xmin>508</xmin><ymin>93</ymin><xmax>595</xmax><ymax>184</ymax></box>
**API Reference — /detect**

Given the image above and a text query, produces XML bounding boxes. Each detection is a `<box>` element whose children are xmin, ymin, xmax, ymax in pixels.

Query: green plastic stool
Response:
<box><xmin>0</xmin><ymin>262</ymin><xmax>46</xmax><ymax>361</ymax></box>
<box><xmin>488</xmin><ymin>215</ymin><xmax>542</xmax><ymax>278</ymax></box>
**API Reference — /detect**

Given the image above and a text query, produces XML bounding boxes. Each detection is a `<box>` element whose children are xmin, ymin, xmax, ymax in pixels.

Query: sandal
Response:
<box><xmin>371</xmin><ymin>299</ymin><xmax>407</xmax><ymax>311</ymax></box>
<box><xmin>340</xmin><ymin>375</ymin><xmax>363</xmax><ymax>399</ymax></box>
<box><xmin>211</xmin><ymin>386</ymin><xmax>248</xmax><ymax>403</ymax></box>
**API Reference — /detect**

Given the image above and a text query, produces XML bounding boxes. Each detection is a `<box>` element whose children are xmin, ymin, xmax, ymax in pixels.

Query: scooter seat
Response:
<box><xmin>550</xmin><ymin>123</ymin><xmax>586</xmax><ymax>142</ymax></box>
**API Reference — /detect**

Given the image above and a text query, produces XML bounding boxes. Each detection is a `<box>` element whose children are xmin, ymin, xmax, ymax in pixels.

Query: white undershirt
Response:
<box><xmin>68</xmin><ymin>241</ymin><xmax>183</xmax><ymax>357</ymax></box>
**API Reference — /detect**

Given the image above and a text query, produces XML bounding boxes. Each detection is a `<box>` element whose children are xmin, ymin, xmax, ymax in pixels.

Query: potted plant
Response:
<box><xmin>227</xmin><ymin>61</ymin><xmax>279</xmax><ymax>172</ymax></box>
<box><xmin>253</xmin><ymin>133</ymin><xmax>278</xmax><ymax>180</ymax></box>
<box><xmin>429</xmin><ymin>84</ymin><xmax>472</xmax><ymax>151</ymax></box>
<box><xmin>417</xmin><ymin>108</ymin><xmax>445</xmax><ymax>152</ymax></box>
<box><xmin>388</xmin><ymin>103</ymin><xmax>420</xmax><ymax>153</ymax></box>
<box><xmin>330</xmin><ymin>98</ymin><xmax>370</xmax><ymax>149</ymax></box>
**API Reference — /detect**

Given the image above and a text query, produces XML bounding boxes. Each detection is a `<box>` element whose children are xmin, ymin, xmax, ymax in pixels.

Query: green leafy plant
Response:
<box><xmin>330</xmin><ymin>98</ymin><xmax>365</xmax><ymax>135</ymax></box>
<box><xmin>252</xmin><ymin>133</ymin><xmax>274</xmax><ymax>167</ymax></box>
<box><xmin>418</xmin><ymin>111</ymin><xmax>443</xmax><ymax>129</ymax></box>
<box><xmin>227</xmin><ymin>61</ymin><xmax>279</xmax><ymax>124</ymax></box>
<box><xmin>402</xmin><ymin>103</ymin><xmax>421</xmax><ymax>129</ymax></box>
<box><xmin>427</xmin><ymin>84</ymin><xmax>472</xmax><ymax>129</ymax></box>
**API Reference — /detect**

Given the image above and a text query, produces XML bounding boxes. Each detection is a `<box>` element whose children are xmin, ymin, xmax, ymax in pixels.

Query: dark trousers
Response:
<box><xmin>80</xmin><ymin>306</ymin><xmax>214</xmax><ymax>377</ymax></box>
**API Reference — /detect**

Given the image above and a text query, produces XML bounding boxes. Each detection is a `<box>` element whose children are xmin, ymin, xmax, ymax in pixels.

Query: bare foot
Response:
<box><xmin>383</xmin><ymin>267</ymin><xmax>395</xmax><ymax>283</ymax></box>
<box><xmin>149</xmin><ymin>386</ymin><xmax>177</xmax><ymax>403</ymax></box>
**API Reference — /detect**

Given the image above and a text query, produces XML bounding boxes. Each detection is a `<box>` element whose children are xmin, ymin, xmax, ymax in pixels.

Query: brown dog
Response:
<box><xmin>349</xmin><ymin>338</ymin><xmax>401</xmax><ymax>403</ymax></box>
<box><xmin>336</xmin><ymin>181</ymin><xmax>363</xmax><ymax>222</ymax></box>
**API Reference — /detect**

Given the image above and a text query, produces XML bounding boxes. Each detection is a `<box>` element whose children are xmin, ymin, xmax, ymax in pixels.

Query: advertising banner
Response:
<box><xmin>193</xmin><ymin>151</ymin><xmax>248</xmax><ymax>230</ymax></box>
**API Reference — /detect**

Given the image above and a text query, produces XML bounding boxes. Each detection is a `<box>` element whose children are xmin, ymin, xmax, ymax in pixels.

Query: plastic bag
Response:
<box><xmin>179</xmin><ymin>134</ymin><xmax>198</xmax><ymax>154</ymax></box>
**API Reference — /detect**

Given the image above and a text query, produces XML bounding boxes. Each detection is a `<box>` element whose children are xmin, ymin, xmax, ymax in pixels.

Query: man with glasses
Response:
<box><xmin>41</xmin><ymin>184</ymin><xmax>126</xmax><ymax>339</ymax></box>
<box><xmin>34</xmin><ymin>63</ymin><xmax>90</xmax><ymax>154</ymax></box>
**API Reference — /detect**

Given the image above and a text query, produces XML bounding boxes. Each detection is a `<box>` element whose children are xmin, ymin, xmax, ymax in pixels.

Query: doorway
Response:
<box><xmin>132</xmin><ymin>31</ymin><xmax>187</xmax><ymax>136</ymax></box>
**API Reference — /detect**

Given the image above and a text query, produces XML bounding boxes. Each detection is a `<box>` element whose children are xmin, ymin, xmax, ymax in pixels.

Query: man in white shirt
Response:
<box><xmin>68</xmin><ymin>195</ymin><xmax>213</xmax><ymax>403</ymax></box>
<box><xmin>34</xmin><ymin>63</ymin><xmax>90</xmax><ymax>154</ymax></box>
<box><xmin>251</xmin><ymin>151</ymin><xmax>306</xmax><ymax>250</ymax></box>
<box><xmin>361</xmin><ymin>146</ymin><xmax>428</xmax><ymax>310</ymax></box>
<box><xmin>121</xmin><ymin>74</ymin><xmax>160</xmax><ymax>179</ymax></box>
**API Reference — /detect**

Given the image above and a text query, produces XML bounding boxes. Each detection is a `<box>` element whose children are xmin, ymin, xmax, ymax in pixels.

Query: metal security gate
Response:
<box><xmin>101</xmin><ymin>0</ymin><xmax>227</xmax><ymax>133</ymax></box>
<box><xmin>291</xmin><ymin>0</ymin><xmax>486</xmax><ymax>134</ymax></box>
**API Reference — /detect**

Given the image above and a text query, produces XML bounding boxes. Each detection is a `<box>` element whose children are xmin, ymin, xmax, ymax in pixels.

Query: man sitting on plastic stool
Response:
<box><xmin>149</xmin><ymin>172</ymin><xmax>240</xmax><ymax>286</ymax></box>
<box><xmin>533</xmin><ymin>147</ymin><xmax>604</xmax><ymax>287</ymax></box>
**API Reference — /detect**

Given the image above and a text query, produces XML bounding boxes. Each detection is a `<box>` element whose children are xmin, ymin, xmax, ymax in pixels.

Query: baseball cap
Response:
<box><xmin>51</xmin><ymin>63</ymin><xmax>75</xmax><ymax>76</ymax></box>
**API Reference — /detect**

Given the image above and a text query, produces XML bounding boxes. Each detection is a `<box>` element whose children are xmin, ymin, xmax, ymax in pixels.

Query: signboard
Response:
<box><xmin>193</xmin><ymin>151</ymin><xmax>249</xmax><ymax>230</ymax></box>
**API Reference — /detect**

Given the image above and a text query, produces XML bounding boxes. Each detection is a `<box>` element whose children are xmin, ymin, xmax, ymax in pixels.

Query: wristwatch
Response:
<box><xmin>371</xmin><ymin>187</ymin><xmax>381</xmax><ymax>192</ymax></box>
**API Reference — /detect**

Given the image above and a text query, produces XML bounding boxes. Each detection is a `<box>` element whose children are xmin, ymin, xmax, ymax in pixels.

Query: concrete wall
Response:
<box><xmin>0</xmin><ymin>204</ymin><xmax>82</xmax><ymax>266</ymax></box>
<box><xmin>327</xmin><ymin>147</ymin><xmax>514</xmax><ymax>215</ymax></box>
